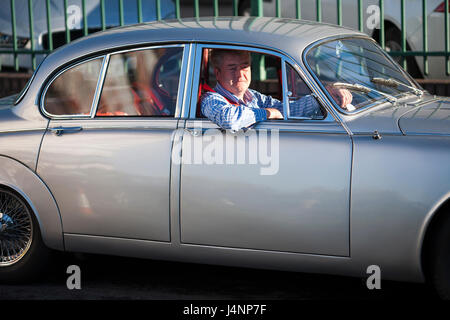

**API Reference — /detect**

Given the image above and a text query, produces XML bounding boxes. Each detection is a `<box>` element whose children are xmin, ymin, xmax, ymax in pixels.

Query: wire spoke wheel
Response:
<box><xmin>0</xmin><ymin>190</ymin><xmax>33</xmax><ymax>267</ymax></box>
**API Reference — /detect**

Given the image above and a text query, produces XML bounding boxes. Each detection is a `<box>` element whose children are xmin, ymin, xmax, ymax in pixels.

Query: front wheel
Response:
<box><xmin>0</xmin><ymin>188</ymin><xmax>52</xmax><ymax>283</ymax></box>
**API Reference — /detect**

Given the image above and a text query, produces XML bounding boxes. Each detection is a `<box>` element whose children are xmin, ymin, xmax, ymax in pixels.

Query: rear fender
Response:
<box><xmin>0</xmin><ymin>156</ymin><xmax>63</xmax><ymax>251</ymax></box>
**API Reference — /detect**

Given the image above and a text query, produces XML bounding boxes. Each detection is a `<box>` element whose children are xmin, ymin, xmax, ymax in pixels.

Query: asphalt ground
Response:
<box><xmin>0</xmin><ymin>253</ymin><xmax>440</xmax><ymax>300</ymax></box>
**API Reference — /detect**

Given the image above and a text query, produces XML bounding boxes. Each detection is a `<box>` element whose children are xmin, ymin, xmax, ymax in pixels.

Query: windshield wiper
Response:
<box><xmin>371</xmin><ymin>77</ymin><xmax>423</xmax><ymax>97</ymax></box>
<box><xmin>332</xmin><ymin>82</ymin><xmax>398</xmax><ymax>104</ymax></box>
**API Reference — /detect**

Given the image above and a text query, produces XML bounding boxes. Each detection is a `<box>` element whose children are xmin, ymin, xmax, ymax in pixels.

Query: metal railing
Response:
<box><xmin>1</xmin><ymin>0</ymin><xmax>449</xmax><ymax>76</ymax></box>
<box><xmin>249</xmin><ymin>0</ymin><xmax>450</xmax><ymax>76</ymax></box>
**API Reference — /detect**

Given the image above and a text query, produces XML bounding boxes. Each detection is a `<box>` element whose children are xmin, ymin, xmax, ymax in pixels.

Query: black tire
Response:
<box><xmin>0</xmin><ymin>188</ymin><xmax>52</xmax><ymax>283</ymax></box>
<box><xmin>430</xmin><ymin>209</ymin><xmax>450</xmax><ymax>299</ymax></box>
<box><xmin>384</xmin><ymin>26</ymin><xmax>422</xmax><ymax>79</ymax></box>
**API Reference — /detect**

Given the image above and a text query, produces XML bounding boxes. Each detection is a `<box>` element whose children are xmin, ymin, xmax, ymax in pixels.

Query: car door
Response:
<box><xmin>37</xmin><ymin>44</ymin><xmax>190</xmax><ymax>242</ymax></box>
<box><xmin>179</xmin><ymin>45</ymin><xmax>352</xmax><ymax>256</ymax></box>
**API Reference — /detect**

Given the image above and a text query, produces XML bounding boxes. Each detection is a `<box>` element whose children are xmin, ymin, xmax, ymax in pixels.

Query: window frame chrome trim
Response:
<box><xmin>40</xmin><ymin>55</ymin><xmax>106</xmax><ymax>119</ymax></box>
<box><xmin>280</xmin><ymin>59</ymin><xmax>289</xmax><ymax>120</ymax></box>
<box><xmin>98</xmin><ymin>44</ymin><xmax>186</xmax><ymax>119</ymax></box>
<box><xmin>41</xmin><ymin>44</ymin><xmax>187</xmax><ymax>120</ymax></box>
<box><xmin>97</xmin><ymin>43</ymin><xmax>190</xmax><ymax>120</ymax></box>
<box><xmin>188</xmin><ymin>43</ymin><xmax>336</xmax><ymax>124</ymax></box>
<box><xmin>302</xmin><ymin>35</ymin><xmax>420</xmax><ymax>117</ymax></box>
<box><xmin>188</xmin><ymin>44</ymin><xmax>205</xmax><ymax>119</ymax></box>
<box><xmin>284</xmin><ymin>61</ymin><xmax>336</xmax><ymax>123</ymax></box>
<box><xmin>177</xmin><ymin>43</ymin><xmax>193</xmax><ymax>119</ymax></box>
<box><xmin>90</xmin><ymin>54</ymin><xmax>110</xmax><ymax>118</ymax></box>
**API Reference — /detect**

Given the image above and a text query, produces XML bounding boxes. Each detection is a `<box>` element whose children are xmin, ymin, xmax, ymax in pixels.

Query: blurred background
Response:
<box><xmin>1</xmin><ymin>0</ymin><xmax>449</xmax><ymax>98</ymax></box>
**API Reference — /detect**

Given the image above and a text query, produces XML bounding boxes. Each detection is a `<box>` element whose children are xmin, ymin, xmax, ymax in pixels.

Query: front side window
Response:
<box><xmin>197</xmin><ymin>47</ymin><xmax>324</xmax><ymax>122</ymax></box>
<box><xmin>286</xmin><ymin>63</ymin><xmax>324</xmax><ymax>119</ymax></box>
<box><xmin>305</xmin><ymin>37</ymin><xmax>420</xmax><ymax>112</ymax></box>
<box><xmin>196</xmin><ymin>48</ymin><xmax>283</xmax><ymax>119</ymax></box>
<box><xmin>97</xmin><ymin>47</ymin><xmax>183</xmax><ymax>117</ymax></box>
<box><xmin>44</xmin><ymin>58</ymin><xmax>103</xmax><ymax>116</ymax></box>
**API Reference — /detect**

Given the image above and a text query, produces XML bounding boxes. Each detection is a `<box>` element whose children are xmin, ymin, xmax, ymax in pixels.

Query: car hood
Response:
<box><xmin>343</xmin><ymin>95</ymin><xmax>450</xmax><ymax>135</ymax></box>
<box><xmin>398</xmin><ymin>99</ymin><xmax>450</xmax><ymax>135</ymax></box>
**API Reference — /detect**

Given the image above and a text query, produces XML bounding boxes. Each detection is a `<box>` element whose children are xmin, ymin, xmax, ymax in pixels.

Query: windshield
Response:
<box><xmin>305</xmin><ymin>37</ymin><xmax>422</xmax><ymax>112</ymax></box>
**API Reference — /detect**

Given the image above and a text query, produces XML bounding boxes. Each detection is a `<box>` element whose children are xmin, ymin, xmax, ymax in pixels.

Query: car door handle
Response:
<box><xmin>49</xmin><ymin>126</ymin><xmax>83</xmax><ymax>136</ymax></box>
<box><xmin>184</xmin><ymin>128</ymin><xmax>203</xmax><ymax>137</ymax></box>
<box><xmin>184</xmin><ymin>128</ymin><xmax>227</xmax><ymax>136</ymax></box>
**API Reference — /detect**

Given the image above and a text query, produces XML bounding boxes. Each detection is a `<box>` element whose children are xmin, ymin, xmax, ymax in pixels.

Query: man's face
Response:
<box><xmin>215</xmin><ymin>52</ymin><xmax>251</xmax><ymax>98</ymax></box>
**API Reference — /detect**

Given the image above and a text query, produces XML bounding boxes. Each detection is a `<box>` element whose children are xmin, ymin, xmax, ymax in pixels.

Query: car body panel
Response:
<box><xmin>350</xmin><ymin>134</ymin><xmax>450</xmax><ymax>281</ymax></box>
<box><xmin>341</xmin><ymin>94</ymin><xmax>445</xmax><ymax>135</ymax></box>
<box><xmin>37</xmin><ymin>119</ymin><xmax>178</xmax><ymax>241</ymax></box>
<box><xmin>398</xmin><ymin>100</ymin><xmax>450</xmax><ymax>135</ymax></box>
<box><xmin>180</xmin><ymin>120</ymin><xmax>352</xmax><ymax>256</ymax></box>
<box><xmin>0</xmin><ymin>97</ymin><xmax>48</xmax><ymax>170</ymax></box>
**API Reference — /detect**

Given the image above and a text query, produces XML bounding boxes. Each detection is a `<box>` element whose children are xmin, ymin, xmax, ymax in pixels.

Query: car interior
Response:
<box><xmin>195</xmin><ymin>47</ymin><xmax>323</xmax><ymax>120</ymax></box>
<box><xmin>195</xmin><ymin>48</ymin><xmax>283</xmax><ymax>118</ymax></box>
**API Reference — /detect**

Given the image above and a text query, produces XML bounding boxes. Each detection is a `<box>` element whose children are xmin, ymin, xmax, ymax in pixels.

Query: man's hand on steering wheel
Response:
<box><xmin>325</xmin><ymin>85</ymin><xmax>353</xmax><ymax>110</ymax></box>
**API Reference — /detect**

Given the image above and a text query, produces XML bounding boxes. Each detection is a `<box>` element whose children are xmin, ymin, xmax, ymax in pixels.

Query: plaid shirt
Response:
<box><xmin>201</xmin><ymin>83</ymin><xmax>321</xmax><ymax>131</ymax></box>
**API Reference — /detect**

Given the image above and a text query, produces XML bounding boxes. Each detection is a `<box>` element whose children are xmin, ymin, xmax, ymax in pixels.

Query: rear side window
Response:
<box><xmin>97</xmin><ymin>47</ymin><xmax>183</xmax><ymax>117</ymax></box>
<box><xmin>44</xmin><ymin>58</ymin><xmax>103</xmax><ymax>116</ymax></box>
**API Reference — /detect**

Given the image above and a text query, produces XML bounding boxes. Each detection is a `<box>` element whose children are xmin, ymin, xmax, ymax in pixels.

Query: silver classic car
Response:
<box><xmin>0</xmin><ymin>17</ymin><xmax>449</xmax><ymax>298</ymax></box>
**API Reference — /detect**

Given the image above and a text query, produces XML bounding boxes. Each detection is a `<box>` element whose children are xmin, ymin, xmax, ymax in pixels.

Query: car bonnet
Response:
<box><xmin>398</xmin><ymin>99</ymin><xmax>450</xmax><ymax>135</ymax></box>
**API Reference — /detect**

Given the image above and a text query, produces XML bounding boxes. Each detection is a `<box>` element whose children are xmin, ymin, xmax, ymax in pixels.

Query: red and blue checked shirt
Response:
<box><xmin>201</xmin><ymin>83</ymin><xmax>322</xmax><ymax>131</ymax></box>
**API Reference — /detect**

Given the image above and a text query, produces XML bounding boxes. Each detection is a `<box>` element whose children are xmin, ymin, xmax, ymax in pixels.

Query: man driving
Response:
<box><xmin>201</xmin><ymin>49</ymin><xmax>352</xmax><ymax>131</ymax></box>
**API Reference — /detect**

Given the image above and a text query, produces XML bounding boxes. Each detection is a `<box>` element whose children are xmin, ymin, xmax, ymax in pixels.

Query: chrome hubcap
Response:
<box><xmin>1</xmin><ymin>213</ymin><xmax>7</xmax><ymax>232</ymax></box>
<box><xmin>0</xmin><ymin>191</ymin><xmax>33</xmax><ymax>266</ymax></box>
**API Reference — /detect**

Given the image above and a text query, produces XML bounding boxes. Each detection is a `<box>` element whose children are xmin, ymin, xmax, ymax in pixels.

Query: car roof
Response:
<box><xmin>42</xmin><ymin>16</ymin><xmax>367</xmax><ymax>72</ymax></box>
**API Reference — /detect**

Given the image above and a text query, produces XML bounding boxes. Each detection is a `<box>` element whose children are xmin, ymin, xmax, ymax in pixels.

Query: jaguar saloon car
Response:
<box><xmin>0</xmin><ymin>17</ymin><xmax>449</xmax><ymax>298</ymax></box>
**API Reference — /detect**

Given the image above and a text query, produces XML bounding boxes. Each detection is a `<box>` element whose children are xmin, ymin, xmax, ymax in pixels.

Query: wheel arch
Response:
<box><xmin>0</xmin><ymin>156</ymin><xmax>64</xmax><ymax>251</ymax></box>
<box><xmin>420</xmin><ymin>194</ymin><xmax>450</xmax><ymax>282</ymax></box>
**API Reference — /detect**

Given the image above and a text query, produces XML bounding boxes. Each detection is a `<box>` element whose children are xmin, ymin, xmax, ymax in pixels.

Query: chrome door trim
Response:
<box><xmin>40</xmin><ymin>55</ymin><xmax>106</xmax><ymax>119</ymax></box>
<box><xmin>188</xmin><ymin>44</ymin><xmax>204</xmax><ymax>119</ymax></box>
<box><xmin>186</xmin><ymin>43</ymin><xmax>351</xmax><ymax>134</ymax></box>
<box><xmin>105</xmin><ymin>43</ymin><xmax>186</xmax><ymax>57</ymax></box>
<box><xmin>101</xmin><ymin>43</ymin><xmax>187</xmax><ymax>120</ymax></box>
<box><xmin>90</xmin><ymin>54</ymin><xmax>110</xmax><ymax>118</ymax></box>
<box><xmin>41</xmin><ymin>44</ymin><xmax>188</xmax><ymax>121</ymax></box>
<box><xmin>301</xmin><ymin>35</ymin><xmax>418</xmax><ymax>118</ymax></box>
<box><xmin>178</xmin><ymin>44</ymin><xmax>194</xmax><ymax>119</ymax></box>
<box><xmin>189</xmin><ymin>44</ymin><xmax>305</xmax><ymax>120</ymax></box>
<box><xmin>285</xmin><ymin>61</ymin><xmax>352</xmax><ymax>135</ymax></box>
<box><xmin>49</xmin><ymin>126</ymin><xmax>83</xmax><ymax>136</ymax></box>
<box><xmin>280</xmin><ymin>58</ymin><xmax>289</xmax><ymax>120</ymax></box>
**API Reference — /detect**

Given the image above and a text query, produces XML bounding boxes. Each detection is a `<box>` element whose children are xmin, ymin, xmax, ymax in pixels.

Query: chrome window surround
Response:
<box><xmin>284</xmin><ymin>61</ymin><xmax>325</xmax><ymax>121</ymax></box>
<box><xmin>40</xmin><ymin>44</ymin><xmax>188</xmax><ymax>120</ymax></box>
<box><xmin>90</xmin><ymin>55</ymin><xmax>110</xmax><ymax>118</ymax></box>
<box><xmin>302</xmin><ymin>35</ymin><xmax>421</xmax><ymax>116</ymax></box>
<box><xmin>177</xmin><ymin>44</ymin><xmax>194</xmax><ymax>119</ymax></box>
<box><xmin>187</xmin><ymin>43</ymin><xmax>337</xmax><ymax>124</ymax></box>
<box><xmin>40</xmin><ymin>55</ymin><xmax>106</xmax><ymax>119</ymax></box>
